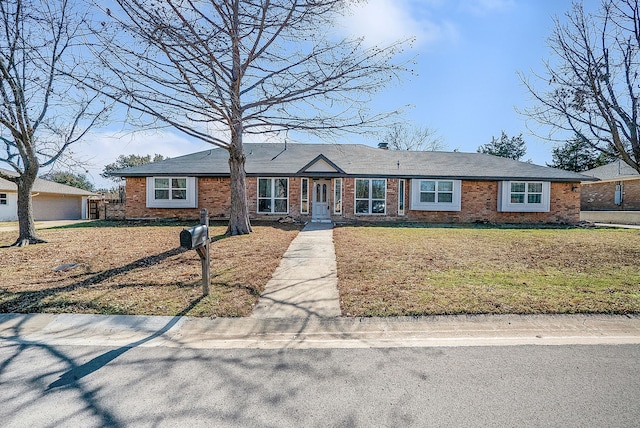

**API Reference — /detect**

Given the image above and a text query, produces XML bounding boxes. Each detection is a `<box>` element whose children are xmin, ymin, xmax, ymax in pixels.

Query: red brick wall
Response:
<box><xmin>408</xmin><ymin>181</ymin><xmax>580</xmax><ymax>224</ymax></box>
<box><xmin>125</xmin><ymin>177</ymin><xmax>232</xmax><ymax>220</ymax></box>
<box><xmin>338</xmin><ymin>179</ymin><xmax>580</xmax><ymax>224</ymax></box>
<box><xmin>339</xmin><ymin>178</ymin><xmax>398</xmax><ymax>221</ymax></box>
<box><xmin>125</xmin><ymin>176</ymin><xmax>581</xmax><ymax>224</ymax></box>
<box><xmin>246</xmin><ymin>176</ymin><xmax>310</xmax><ymax>221</ymax></box>
<box><xmin>581</xmin><ymin>179</ymin><xmax>640</xmax><ymax>211</ymax></box>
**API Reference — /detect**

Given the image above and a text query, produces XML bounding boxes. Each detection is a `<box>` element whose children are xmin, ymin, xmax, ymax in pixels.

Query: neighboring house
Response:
<box><xmin>112</xmin><ymin>143</ymin><xmax>595</xmax><ymax>224</ymax></box>
<box><xmin>580</xmin><ymin>160</ymin><xmax>640</xmax><ymax>224</ymax></box>
<box><xmin>0</xmin><ymin>168</ymin><xmax>95</xmax><ymax>221</ymax></box>
<box><xmin>581</xmin><ymin>160</ymin><xmax>640</xmax><ymax>211</ymax></box>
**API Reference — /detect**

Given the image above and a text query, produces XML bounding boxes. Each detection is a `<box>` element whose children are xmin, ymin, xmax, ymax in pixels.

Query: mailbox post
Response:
<box><xmin>199</xmin><ymin>209</ymin><xmax>210</xmax><ymax>295</ymax></box>
<box><xmin>179</xmin><ymin>209</ymin><xmax>211</xmax><ymax>295</ymax></box>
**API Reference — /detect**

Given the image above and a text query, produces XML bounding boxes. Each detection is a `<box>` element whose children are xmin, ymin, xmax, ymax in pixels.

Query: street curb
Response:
<box><xmin>2</xmin><ymin>313</ymin><xmax>639</xmax><ymax>350</ymax></box>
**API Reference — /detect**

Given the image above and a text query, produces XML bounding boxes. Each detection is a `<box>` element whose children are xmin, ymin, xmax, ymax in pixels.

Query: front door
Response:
<box><xmin>312</xmin><ymin>180</ymin><xmax>331</xmax><ymax>222</ymax></box>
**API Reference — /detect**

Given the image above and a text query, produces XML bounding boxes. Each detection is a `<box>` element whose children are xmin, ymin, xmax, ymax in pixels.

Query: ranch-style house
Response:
<box><xmin>112</xmin><ymin>143</ymin><xmax>596</xmax><ymax>224</ymax></box>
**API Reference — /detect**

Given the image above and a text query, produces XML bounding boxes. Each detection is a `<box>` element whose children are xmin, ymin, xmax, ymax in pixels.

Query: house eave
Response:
<box><xmin>118</xmin><ymin>172</ymin><xmax>592</xmax><ymax>182</ymax></box>
<box><xmin>581</xmin><ymin>176</ymin><xmax>636</xmax><ymax>184</ymax></box>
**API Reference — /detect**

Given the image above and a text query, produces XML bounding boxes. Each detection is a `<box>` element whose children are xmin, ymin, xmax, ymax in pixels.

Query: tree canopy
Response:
<box><xmin>380</xmin><ymin>124</ymin><xmax>445</xmax><ymax>151</ymax></box>
<box><xmin>41</xmin><ymin>171</ymin><xmax>96</xmax><ymax>192</ymax></box>
<box><xmin>477</xmin><ymin>131</ymin><xmax>527</xmax><ymax>161</ymax></box>
<box><xmin>547</xmin><ymin>135</ymin><xmax>616</xmax><ymax>172</ymax></box>
<box><xmin>0</xmin><ymin>0</ymin><xmax>109</xmax><ymax>246</ymax></box>
<box><xmin>521</xmin><ymin>0</ymin><xmax>640</xmax><ymax>174</ymax></box>
<box><xmin>89</xmin><ymin>0</ymin><xmax>410</xmax><ymax>235</ymax></box>
<box><xmin>102</xmin><ymin>154</ymin><xmax>166</xmax><ymax>182</ymax></box>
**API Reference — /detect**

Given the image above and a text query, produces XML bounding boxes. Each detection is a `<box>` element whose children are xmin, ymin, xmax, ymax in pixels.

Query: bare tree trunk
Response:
<box><xmin>226</xmin><ymin>143</ymin><xmax>252</xmax><ymax>235</ymax></box>
<box><xmin>226</xmin><ymin>6</ymin><xmax>252</xmax><ymax>236</ymax></box>
<box><xmin>13</xmin><ymin>167</ymin><xmax>46</xmax><ymax>247</ymax></box>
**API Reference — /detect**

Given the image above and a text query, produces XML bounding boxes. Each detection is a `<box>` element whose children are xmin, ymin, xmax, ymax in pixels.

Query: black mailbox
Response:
<box><xmin>180</xmin><ymin>224</ymin><xmax>209</xmax><ymax>250</ymax></box>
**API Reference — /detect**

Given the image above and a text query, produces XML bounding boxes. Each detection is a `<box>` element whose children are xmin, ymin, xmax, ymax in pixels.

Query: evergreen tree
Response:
<box><xmin>40</xmin><ymin>172</ymin><xmax>96</xmax><ymax>192</ymax></box>
<box><xmin>548</xmin><ymin>136</ymin><xmax>616</xmax><ymax>172</ymax></box>
<box><xmin>102</xmin><ymin>154</ymin><xmax>166</xmax><ymax>182</ymax></box>
<box><xmin>477</xmin><ymin>131</ymin><xmax>527</xmax><ymax>161</ymax></box>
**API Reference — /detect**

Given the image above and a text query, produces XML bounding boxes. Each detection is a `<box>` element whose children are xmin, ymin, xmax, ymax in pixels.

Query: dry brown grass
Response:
<box><xmin>3</xmin><ymin>221</ymin><xmax>640</xmax><ymax>318</ymax></box>
<box><xmin>334</xmin><ymin>225</ymin><xmax>640</xmax><ymax>316</ymax></box>
<box><xmin>0</xmin><ymin>221</ymin><xmax>301</xmax><ymax>317</ymax></box>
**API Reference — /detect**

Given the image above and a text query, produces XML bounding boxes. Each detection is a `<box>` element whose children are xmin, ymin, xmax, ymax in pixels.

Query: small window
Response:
<box><xmin>146</xmin><ymin>177</ymin><xmax>197</xmax><ymax>208</ymax></box>
<box><xmin>398</xmin><ymin>179</ymin><xmax>405</xmax><ymax>216</ymax></box>
<box><xmin>301</xmin><ymin>178</ymin><xmax>309</xmax><ymax>214</ymax></box>
<box><xmin>410</xmin><ymin>179</ymin><xmax>461</xmax><ymax>211</ymax></box>
<box><xmin>334</xmin><ymin>178</ymin><xmax>342</xmax><ymax>214</ymax></box>
<box><xmin>154</xmin><ymin>178</ymin><xmax>187</xmax><ymax>201</ymax></box>
<box><xmin>499</xmin><ymin>181</ymin><xmax>550</xmax><ymax>212</ymax></box>
<box><xmin>258</xmin><ymin>178</ymin><xmax>289</xmax><ymax>214</ymax></box>
<box><xmin>510</xmin><ymin>182</ymin><xmax>543</xmax><ymax>204</ymax></box>
<box><xmin>420</xmin><ymin>180</ymin><xmax>454</xmax><ymax>203</ymax></box>
<box><xmin>0</xmin><ymin>193</ymin><xmax>6</xmax><ymax>205</ymax></box>
<box><xmin>355</xmin><ymin>178</ymin><xmax>386</xmax><ymax>214</ymax></box>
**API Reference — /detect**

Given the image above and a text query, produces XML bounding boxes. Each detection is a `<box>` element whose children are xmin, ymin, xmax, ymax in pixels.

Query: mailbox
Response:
<box><xmin>180</xmin><ymin>224</ymin><xmax>209</xmax><ymax>250</ymax></box>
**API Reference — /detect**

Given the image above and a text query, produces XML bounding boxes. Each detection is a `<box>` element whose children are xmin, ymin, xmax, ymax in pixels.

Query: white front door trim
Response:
<box><xmin>312</xmin><ymin>179</ymin><xmax>331</xmax><ymax>222</ymax></box>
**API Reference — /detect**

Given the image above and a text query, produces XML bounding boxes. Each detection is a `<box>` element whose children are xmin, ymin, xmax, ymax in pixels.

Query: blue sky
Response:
<box><xmin>79</xmin><ymin>0</ymin><xmax>587</xmax><ymax>188</ymax></box>
<box><xmin>341</xmin><ymin>0</ymin><xmax>582</xmax><ymax>157</ymax></box>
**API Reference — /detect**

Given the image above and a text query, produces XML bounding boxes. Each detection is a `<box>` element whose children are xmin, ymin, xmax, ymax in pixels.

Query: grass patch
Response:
<box><xmin>334</xmin><ymin>225</ymin><xmax>640</xmax><ymax>316</ymax></box>
<box><xmin>0</xmin><ymin>221</ymin><xmax>302</xmax><ymax>317</ymax></box>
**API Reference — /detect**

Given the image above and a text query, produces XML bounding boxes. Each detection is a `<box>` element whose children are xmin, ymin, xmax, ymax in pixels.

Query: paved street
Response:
<box><xmin>2</xmin><ymin>316</ymin><xmax>639</xmax><ymax>427</ymax></box>
<box><xmin>2</xmin><ymin>217</ymin><xmax>639</xmax><ymax>428</ymax></box>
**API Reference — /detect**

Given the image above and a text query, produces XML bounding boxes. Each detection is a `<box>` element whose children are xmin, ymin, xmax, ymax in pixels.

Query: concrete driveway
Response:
<box><xmin>0</xmin><ymin>219</ymin><xmax>95</xmax><ymax>233</ymax></box>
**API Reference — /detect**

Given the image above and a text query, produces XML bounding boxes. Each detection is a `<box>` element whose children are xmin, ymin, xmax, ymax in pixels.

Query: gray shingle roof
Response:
<box><xmin>581</xmin><ymin>160</ymin><xmax>639</xmax><ymax>181</ymax></box>
<box><xmin>111</xmin><ymin>143</ymin><xmax>595</xmax><ymax>182</ymax></box>
<box><xmin>0</xmin><ymin>168</ymin><xmax>96</xmax><ymax>196</ymax></box>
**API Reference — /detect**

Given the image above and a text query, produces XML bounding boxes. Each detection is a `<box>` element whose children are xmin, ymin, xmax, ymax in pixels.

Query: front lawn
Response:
<box><xmin>334</xmin><ymin>225</ymin><xmax>640</xmax><ymax>316</ymax></box>
<box><xmin>3</xmin><ymin>221</ymin><xmax>639</xmax><ymax>318</ymax></box>
<box><xmin>0</xmin><ymin>221</ymin><xmax>301</xmax><ymax>317</ymax></box>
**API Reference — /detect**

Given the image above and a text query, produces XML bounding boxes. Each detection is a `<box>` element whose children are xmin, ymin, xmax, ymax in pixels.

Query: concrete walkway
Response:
<box><xmin>251</xmin><ymin>222</ymin><xmax>341</xmax><ymax>319</ymax></box>
<box><xmin>593</xmin><ymin>223</ymin><xmax>640</xmax><ymax>229</ymax></box>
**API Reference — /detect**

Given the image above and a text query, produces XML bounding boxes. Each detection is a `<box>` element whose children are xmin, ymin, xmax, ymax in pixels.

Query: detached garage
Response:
<box><xmin>0</xmin><ymin>168</ymin><xmax>95</xmax><ymax>221</ymax></box>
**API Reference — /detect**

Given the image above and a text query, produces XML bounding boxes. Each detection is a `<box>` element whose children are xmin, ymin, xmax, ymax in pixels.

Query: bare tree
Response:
<box><xmin>0</xmin><ymin>0</ymin><xmax>109</xmax><ymax>246</ymax></box>
<box><xmin>520</xmin><ymin>0</ymin><xmax>640</xmax><ymax>173</ymax></box>
<box><xmin>90</xmin><ymin>0</ymin><xmax>409</xmax><ymax>235</ymax></box>
<box><xmin>381</xmin><ymin>124</ymin><xmax>445</xmax><ymax>151</ymax></box>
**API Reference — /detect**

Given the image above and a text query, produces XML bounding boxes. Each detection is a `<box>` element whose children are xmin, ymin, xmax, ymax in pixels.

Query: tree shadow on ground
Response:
<box><xmin>0</xmin><ymin>247</ymin><xmax>187</xmax><ymax>313</ymax></box>
<box><xmin>0</xmin><ymin>294</ymin><xmax>206</xmax><ymax>427</ymax></box>
<box><xmin>46</xmin><ymin>295</ymin><xmax>205</xmax><ymax>390</ymax></box>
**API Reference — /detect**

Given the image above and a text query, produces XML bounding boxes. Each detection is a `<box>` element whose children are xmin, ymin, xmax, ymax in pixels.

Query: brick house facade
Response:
<box><xmin>116</xmin><ymin>143</ymin><xmax>591</xmax><ymax>224</ymax></box>
<box><xmin>581</xmin><ymin>161</ymin><xmax>640</xmax><ymax>211</ymax></box>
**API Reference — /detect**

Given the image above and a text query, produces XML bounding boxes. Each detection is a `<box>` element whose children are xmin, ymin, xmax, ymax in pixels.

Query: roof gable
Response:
<box><xmin>297</xmin><ymin>154</ymin><xmax>345</xmax><ymax>174</ymax></box>
<box><xmin>582</xmin><ymin>160</ymin><xmax>639</xmax><ymax>181</ymax></box>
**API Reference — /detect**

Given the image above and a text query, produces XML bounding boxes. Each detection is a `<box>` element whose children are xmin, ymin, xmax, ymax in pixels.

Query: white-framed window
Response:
<box><xmin>498</xmin><ymin>181</ymin><xmax>550</xmax><ymax>212</ymax></box>
<box><xmin>398</xmin><ymin>179</ymin><xmax>406</xmax><ymax>216</ymax></box>
<box><xmin>333</xmin><ymin>178</ymin><xmax>342</xmax><ymax>214</ymax></box>
<box><xmin>0</xmin><ymin>193</ymin><xmax>6</xmax><ymax>205</ymax></box>
<box><xmin>410</xmin><ymin>179</ymin><xmax>461</xmax><ymax>211</ymax></box>
<box><xmin>355</xmin><ymin>178</ymin><xmax>386</xmax><ymax>214</ymax></box>
<box><xmin>258</xmin><ymin>178</ymin><xmax>289</xmax><ymax>214</ymax></box>
<box><xmin>300</xmin><ymin>178</ymin><xmax>309</xmax><ymax>214</ymax></box>
<box><xmin>146</xmin><ymin>177</ymin><xmax>197</xmax><ymax>208</ymax></box>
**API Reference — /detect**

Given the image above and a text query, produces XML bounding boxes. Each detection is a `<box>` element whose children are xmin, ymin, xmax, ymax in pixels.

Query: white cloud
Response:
<box><xmin>62</xmin><ymin>127</ymin><xmax>290</xmax><ymax>189</ymax></box>
<box><xmin>67</xmin><ymin>129</ymin><xmax>212</xmax><ymax>189</ymax></box>
<box><xmin>339</xmin><ymin>0</ymin><xmax>458</xmax><ymax>49</ymax></box>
